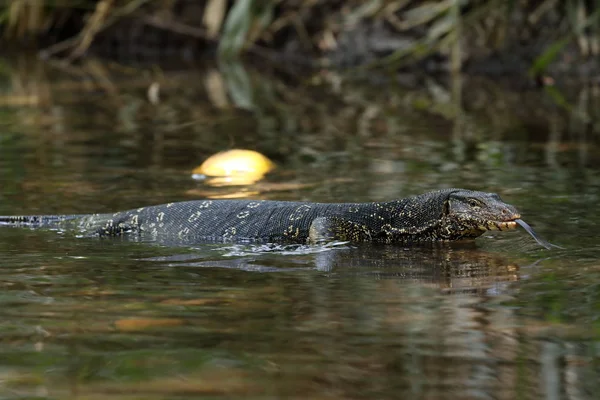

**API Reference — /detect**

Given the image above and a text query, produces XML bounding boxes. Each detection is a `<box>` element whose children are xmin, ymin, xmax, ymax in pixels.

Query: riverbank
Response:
<box><xmin>1</xmin><ymin>1</ymin><xmax>599</xmax><ymax>81</ymax></box>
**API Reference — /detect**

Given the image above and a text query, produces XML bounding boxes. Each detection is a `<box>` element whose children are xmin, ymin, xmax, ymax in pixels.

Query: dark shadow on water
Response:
<box><xmin>139</xmin><ymin>239</ymin><xmax>521</xmax><ymax>296</ymax></box>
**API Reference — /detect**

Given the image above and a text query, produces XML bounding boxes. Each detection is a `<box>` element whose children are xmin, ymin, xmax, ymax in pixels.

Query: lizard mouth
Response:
<box><xmin>486</xmin><ymin>220</ymin><xmax>518</xmax><ymax>231</ymax></box>
<box><xmin>477</xmin><ymin>212</ymin><xmax>521</xmax><ymax>231</ymax></box>
<box><xmin>456</xmin><ymin>212</ymin><xmax>521</xmax><ymax>234</ymax></box>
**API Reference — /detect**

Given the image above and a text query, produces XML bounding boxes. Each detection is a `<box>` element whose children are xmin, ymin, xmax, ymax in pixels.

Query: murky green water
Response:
<box><xmin>0</xmin><ymin>55</ymin><xmax>599</xmax><ymax>399</ymax></box>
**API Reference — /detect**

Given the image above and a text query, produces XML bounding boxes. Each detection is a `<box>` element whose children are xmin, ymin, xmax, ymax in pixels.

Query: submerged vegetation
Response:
<box><xmin>1</xmin><ymin>0</ymin><xmax>599</xmax><ymax>76</ymax></box>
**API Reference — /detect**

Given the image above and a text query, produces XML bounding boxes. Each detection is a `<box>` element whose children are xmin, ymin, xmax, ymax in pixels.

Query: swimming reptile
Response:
<box><xmin>0</xmin><ymin>188</ymin><xmax>558</xmax><ymax>248</ymax></box>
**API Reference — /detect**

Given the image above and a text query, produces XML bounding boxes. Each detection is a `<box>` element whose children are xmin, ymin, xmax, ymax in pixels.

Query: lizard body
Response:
<box><xmin>0</xmin><ymin>189</ymin><xmax>522</xmax><ymax>244</ymax></box>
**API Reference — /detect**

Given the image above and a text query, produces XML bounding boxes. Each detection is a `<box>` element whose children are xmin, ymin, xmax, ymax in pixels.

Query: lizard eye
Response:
<box><xmin>467</xmin><ymin>198</ymin><xmax>482</xmax><ymax>207</ymax></box>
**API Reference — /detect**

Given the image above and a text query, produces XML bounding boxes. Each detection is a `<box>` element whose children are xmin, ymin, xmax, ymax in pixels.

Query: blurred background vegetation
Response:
<box><xmin>0</xmin><ymin>1</ymin><xmax>598</xmax><ymax>190</ymax></box>
<box><xmin>1</xmin><ymin>0</ymin><xmax>599</xmax><ymax>78</ymax></box>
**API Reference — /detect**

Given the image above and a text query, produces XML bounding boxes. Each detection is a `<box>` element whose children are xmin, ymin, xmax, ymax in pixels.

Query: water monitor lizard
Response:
<box><xmin>0</xmin><ymin>188</ymin><xmax>557</xmax><ymax>248</ymax></box>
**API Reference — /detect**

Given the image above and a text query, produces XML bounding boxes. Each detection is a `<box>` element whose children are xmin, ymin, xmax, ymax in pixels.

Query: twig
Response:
<box><xmin>141</xmin><ymin>15</ymin><xmax>212</xmax><ymax>40</ymax></box>
<box><xmin>40</xmin><ymin>0</ymin><xmax>153</xmax><ymax>61</ymax></box>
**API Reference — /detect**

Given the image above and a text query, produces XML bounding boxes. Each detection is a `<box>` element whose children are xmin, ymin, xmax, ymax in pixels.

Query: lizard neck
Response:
<box><xmin>368</xmin><ymin>196</ymin><xmax>447</xmax><ymax>242</ymax></box>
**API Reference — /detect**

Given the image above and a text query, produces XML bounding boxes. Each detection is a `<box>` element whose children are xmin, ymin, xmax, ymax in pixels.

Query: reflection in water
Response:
<box><xmin>144</xmin><ymin>242</ymin><xmax>520</xmax><ymax>295</ymax></box>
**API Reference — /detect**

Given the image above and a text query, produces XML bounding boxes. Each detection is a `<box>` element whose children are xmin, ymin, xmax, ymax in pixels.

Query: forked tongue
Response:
<box><xmin>515</xmin><ymin>219</ymin><xmax>563</xmax><ymax>249</ymax></box>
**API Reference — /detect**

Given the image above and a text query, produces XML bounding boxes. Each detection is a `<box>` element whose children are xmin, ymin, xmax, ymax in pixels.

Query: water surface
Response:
<box><xmin>0</xmin><ymin>55</ymin><xmax>599</xmax><ymax>399</ymax></box>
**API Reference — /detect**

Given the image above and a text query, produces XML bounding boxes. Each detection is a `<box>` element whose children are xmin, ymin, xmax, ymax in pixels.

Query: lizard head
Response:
<box><xmin>441</xmin><ymin>189</ymin><xmax>520</xmax><ymax>240</ymax></box>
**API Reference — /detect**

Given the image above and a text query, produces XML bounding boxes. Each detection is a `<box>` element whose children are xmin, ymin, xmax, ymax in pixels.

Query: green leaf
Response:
<box><xmin>529</xmin><ymin>37</ymin><xmax>572</xmax><ymax>77</ymax></box>
<box><xmin>218</xmin><ymin>0</ymin><xmax>254</xmax><ymax>59</ymax></box>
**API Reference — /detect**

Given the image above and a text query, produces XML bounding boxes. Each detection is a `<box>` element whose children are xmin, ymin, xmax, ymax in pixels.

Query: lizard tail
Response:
<box><xmin>0</xmin><ymin>215</ymin><xmax>80</xmax><ymax>227</ymax></box>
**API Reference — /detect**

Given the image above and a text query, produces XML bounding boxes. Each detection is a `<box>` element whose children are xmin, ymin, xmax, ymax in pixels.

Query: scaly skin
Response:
<box><xmin>0</xmin><ymin>189</ymin><xmax>520</xmax><ymax>244</ymax></box>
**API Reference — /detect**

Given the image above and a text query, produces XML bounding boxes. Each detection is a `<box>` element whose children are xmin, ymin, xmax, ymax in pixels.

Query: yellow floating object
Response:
<box><xmin>192</xmin><ymin>149</ymin><xmax>275</xmax><ymax>186</ymax></box>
